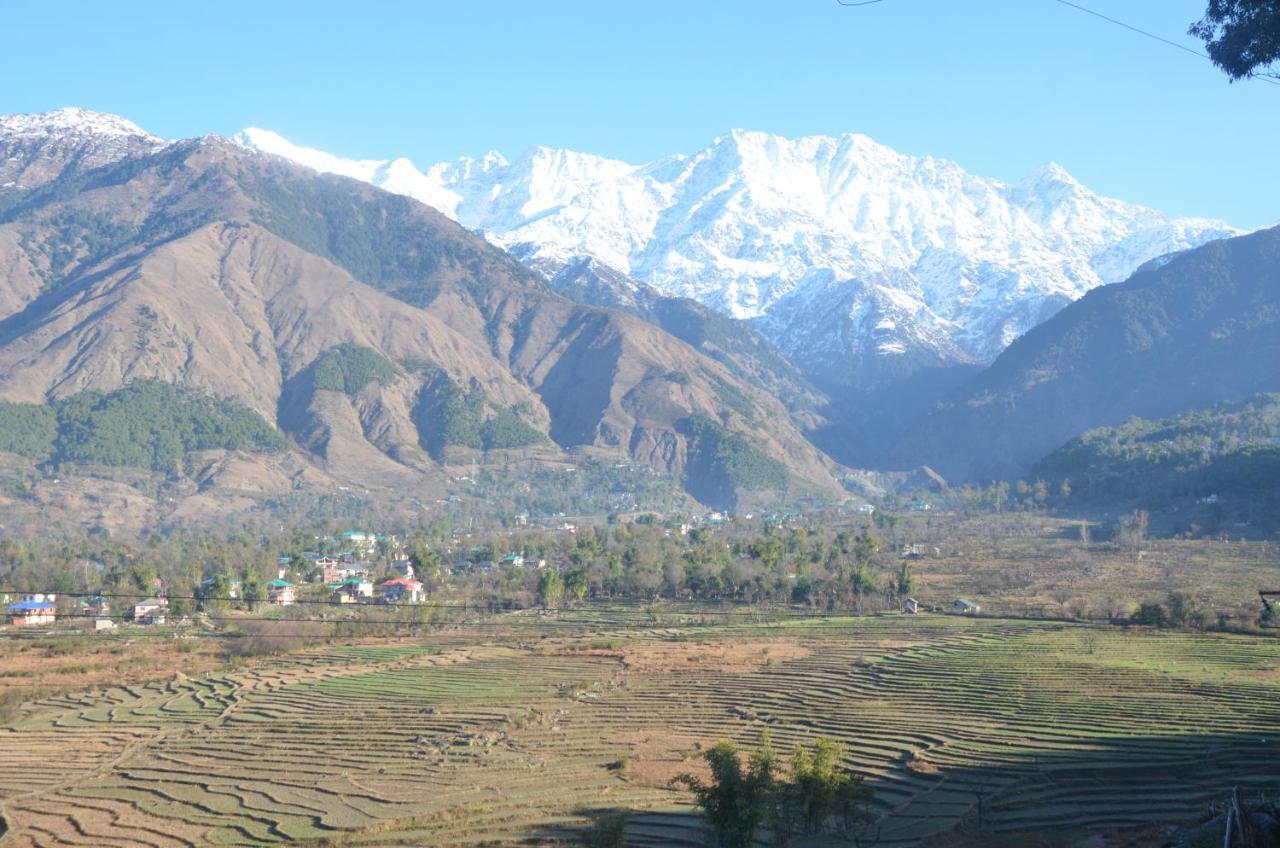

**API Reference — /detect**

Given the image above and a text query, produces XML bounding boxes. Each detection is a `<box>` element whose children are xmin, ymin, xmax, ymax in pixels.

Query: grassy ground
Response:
<box><xmin>0</xmin><ymin>611</ymin><xmax>1276</xmax><ymax>847</ymax></box>
<box><xmin>880</xmin><ymin>512</ymin><xmax>1280</xmax><ymax>622</ymax></box>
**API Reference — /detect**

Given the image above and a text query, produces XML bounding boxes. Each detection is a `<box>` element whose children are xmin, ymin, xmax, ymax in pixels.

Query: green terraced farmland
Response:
<box><xmin>0</xmin><ymin>615</ymin><xmax>1276</xmax><ymax>846</ymax></box>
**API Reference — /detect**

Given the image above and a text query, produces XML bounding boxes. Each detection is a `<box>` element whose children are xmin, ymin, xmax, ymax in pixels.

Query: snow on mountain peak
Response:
<box><xmin>0</xmin><ymin>108</ymin><xmax>169</xmax><ymax>191</ymax></box>
<box><xmin>232</xmin><ymin>125</ymin><xmax>1241</xmax><ymax>387</ymax></box>
<box><xmin>0</xmin><ymin>107</ymin><xmax>161</xmax><ymax>141</ymax></box>
<box><xmin>233</xmin><ymin>127</ymin><xmax>381</xmax><ymax>181</ymax></box>
<box><xmin>1025</xmin><ymin>160</ymin><xmax>1080</xmax><ymax>186</ymax></box>
<box><xmin>234</xmin><ymin>127</ymin><xmax>463</xmax><ymax>216</ymax></box>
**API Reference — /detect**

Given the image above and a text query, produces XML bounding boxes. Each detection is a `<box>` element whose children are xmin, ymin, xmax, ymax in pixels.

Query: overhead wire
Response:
<box><xmin>836</xmin><ymin>0</ymin><xmax>1280</xmax><ymax>87</ymax></box>
<box><xmin>1051</xmin><ymin>0</ymin><xmax>1280</xmax><ymax>86</ymax></box>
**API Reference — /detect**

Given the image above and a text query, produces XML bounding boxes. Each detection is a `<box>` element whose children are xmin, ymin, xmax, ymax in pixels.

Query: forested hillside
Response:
<box><xmin>1033</xmin><ymin>395</ymin><xmax>1280</xmax><ymax>532</ymax></box>
<box><xmin>0</xmin><ymin>380</ymin><xmax>287</xmax><ymax>470</ymax></box>
<box><xmin>893</xmin><ymin>226</ymin><xmax>1280</xmax><ymax>482</ymax></box>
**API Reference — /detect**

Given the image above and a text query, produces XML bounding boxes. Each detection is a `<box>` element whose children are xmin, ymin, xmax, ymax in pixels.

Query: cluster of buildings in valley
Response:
<box><xmin>1</xmin><ymin>530</ymin><xmax>431</xmax><ymax>630</ymax></box>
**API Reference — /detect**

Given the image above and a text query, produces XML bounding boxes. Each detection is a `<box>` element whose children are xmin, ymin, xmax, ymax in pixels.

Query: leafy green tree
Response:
<box><xmin>1165</xmin><ymin>591</ymin><xmax>1209</xmax><ymax>630</ymax></box>
<box><xmin>580</xmin><ymin>811</ymin><xmax>629</xmax><ymax>848</ymax></box>
<box><xmin>784</xmin><ymin>737</ymin><xmax>869</xmax><ymax>837</ymax></box>
<box><xmin>51</xmin><ymin>380</ymin><xmax>286</xmax><ymax>471</ymax></box>
<box><xmin>197</xmin><ymin>573</ymin><xmax>232</xmax><ymax>611</ymax></box>
<box><xmin>564</xmin><ymin>569</ymin><xmax>589</xmax><ymax>604</ymax></box>
<box><xmin>240</xmin><ymin>568</ymin><xmax>265</xmax><ymax>611</ymax></box>
<box><xmin>1133</xmin><ymin>601</ymin><xmax>1168</xmax><ymax>627</ymax></box>
<box><xmin>127</xmin><ymin>562</ymin><xmax>157</xmax><ymax>593</ymax></box>
<box><xmin>848</xmin><ymin>565</ymin><xmax>875</xmax><ymax>597</ymax></box>
<box><xmin>310</xmin><ymin>343</ymin><xmax>398</xmax><ymax>396</ymax></box>
<box><xmin>1191</xmin><ymin>1</ymin><xmax>1280</xmax><ymax>81</ymax></box>
<box><xmin>537</xmin><ymin>569</ymin><xmax>565</xmax><ymax>609</ymax></box>
<box><xmin>0</xmin><ymin>403</ymin><xmax>57</xmax><ymax>458</ymax></box>
<box><xmin>409</xmin><ymin>545</ymin><xmax>443</xmax><ymax>584</ymax></box>
<box><xmin>674</xmin><ymin>740</ymin><xmax>778</xmax><ymax>848</ymax></box>
<box><xmin>749</xmin><ymin>537</ymin><xmax>786</xmax><ymax>573</ymax></box>
<box><xmin>850</xmin><ymin>530</ymin><xmax>880</xmax><ymax>567</ymax></box>
<box><xmin>895</xmin><ymin>562</ymin><xmax>915</xmax><ymax>597</ymax></box>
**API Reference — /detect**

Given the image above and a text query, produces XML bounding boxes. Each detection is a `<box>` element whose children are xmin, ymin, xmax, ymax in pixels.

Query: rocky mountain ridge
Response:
<box><xmin>0</xmin><ymin>110</ymin><xmax>846</xmax><ymax>516</ymax></box>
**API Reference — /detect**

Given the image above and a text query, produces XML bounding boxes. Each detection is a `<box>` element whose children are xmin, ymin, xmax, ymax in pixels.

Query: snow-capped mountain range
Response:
<box><xmin>0</xmin><ymin>109</ymin><xmax>1237</xmax><ymax>392</ymax></box>
<box><xmin>234</xmin><ymin>126</ymin><xmax>1239</xmax><ymax>388</ymax></box>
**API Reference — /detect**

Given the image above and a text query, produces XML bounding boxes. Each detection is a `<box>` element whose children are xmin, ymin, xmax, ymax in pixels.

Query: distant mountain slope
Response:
<box><xmin>533</xmin><ymin>254</ymin><xmax>828</xmax><ymax>425</ymax></box>
<box><xmin>236</xmin><ymin>126</ymin><xmax>1239</xmax><ymax>392</ymax></box>
<box><xmin>892</xmin><ymin>226</ymin><xmax>1280</xmax><ymax>482</ymax></box>
<box><xmin>0</xmin><ymin>109</ymin><xmax>846</xmax><ymax>510</ymax></box>
<box><xmin>1031</xmin><ymin>395</ymin><xmax>1280</xmax><ymax>527</ymax></box>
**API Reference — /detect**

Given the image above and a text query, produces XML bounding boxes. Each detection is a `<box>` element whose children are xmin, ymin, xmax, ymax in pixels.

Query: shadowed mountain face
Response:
<box><xmin>892</xmin><ymin>226</ymin><xmax>1280</xmax><ymax>483</ymax></box>
<box><xmin>0</xmin><ymin>116</ymin><xmax>846</xmax><ymax>510</ymax></box>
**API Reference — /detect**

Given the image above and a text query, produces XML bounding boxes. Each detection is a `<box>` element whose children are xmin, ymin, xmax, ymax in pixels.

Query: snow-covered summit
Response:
<box><xmin>233</xmin><ymin>125</ymin><xmax>1243</xmax><ymax>388</ymax></box>
<box><xmin>0</xmin><ymin>108</ymin><xmax>169</xmax><ymax>191</ymax></box>
<box><xmin>0</xmin><ymin>107</ymin><xmax>161</xmax><ymax>141</ymax></box>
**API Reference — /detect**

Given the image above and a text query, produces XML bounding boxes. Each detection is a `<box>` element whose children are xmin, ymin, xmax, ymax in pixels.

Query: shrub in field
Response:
<box><xmin>1165</xmin><ymin>592</ymin><xmax>1209</xmax><ymax>630</ymax></box>
<box><xmin>676</xmin><ymin>735</ymin><xmax>870</xmax><ymax>847</ymax></box>
<box><xmin>223</xmin><ymin>619</ymin><xmax>329</xmax><ymax>657</ymax></box>
<box><xmin>1132</xmin><ymin>601</ymin><xmax>1168</xmax><ymax>627</ymax></box>
<box><xmin>0</xmin><ymin>685</ymin><xmax>52</xmax><ymax>723</ymax></box>
<box><xmin>580</xmin><ymin>811</ymin><xmax>629</xmax><ymax>848</ymax></box>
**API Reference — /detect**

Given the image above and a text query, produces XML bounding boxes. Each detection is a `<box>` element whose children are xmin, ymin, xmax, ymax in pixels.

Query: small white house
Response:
<box><xmin>380</xmin><ymin>578</ymin><xmax>425</xmax><ymax>604</ymax></box>
<box><xmin>951</xmin><ymin>599</ymin><xmax>980</xmax><ymax>615</ymax></box>
<box><xmin>132</xmin><ymin>598</ymin><xmax>168</xmax><ymax>625</ymax></box>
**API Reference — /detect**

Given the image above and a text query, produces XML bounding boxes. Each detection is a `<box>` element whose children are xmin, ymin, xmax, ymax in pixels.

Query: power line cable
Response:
<box><xmin>1050</xmin><ymin>0</ymin><xmax>1280</xmax><ymax>86</ymax></box>
<box><xmin>837</xmin><ymin>0</ymin><xmax>1280</xmax><ymax>86</ymax></box>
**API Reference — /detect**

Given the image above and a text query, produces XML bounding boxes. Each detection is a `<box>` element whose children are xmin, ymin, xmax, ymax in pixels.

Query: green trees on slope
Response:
<box><xmin>309</xmin><ymin>343</ymin><xmax>399</xmax><ymax>396</ymax></box>
<box><xmin>1031</xmin><ymin>395</ymin><xmax>1280</xmax><ymax>518</ymax></box>
<box><xmin>683</xmin><ymin>415</ymin><xmax>788</xmax><ymax>506</ymax></box>
<box><xmin>413</xmin><ymin>374</ymin><xmax>546</xmax><ymax>456</ymax></box>
<box><xmin>0</xmin><ymin>403</ymin><xmax>57</xmax><ymax>458</ymax></box>
<box><xmin>0</xmin><ymin>380</ymin><xmax>286</xmax><ymax>471</ymax></box>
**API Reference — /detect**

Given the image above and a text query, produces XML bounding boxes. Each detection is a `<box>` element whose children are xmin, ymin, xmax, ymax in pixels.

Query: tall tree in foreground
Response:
<box><xmin>675</xmin><ymin>741</ymin><xmax>778</xmax><ymax>848</ymax></box>
<box><xmin>1191</xmin><ymin>1</ymin><xmax>1280</xmax><ymax>80</ymax></box>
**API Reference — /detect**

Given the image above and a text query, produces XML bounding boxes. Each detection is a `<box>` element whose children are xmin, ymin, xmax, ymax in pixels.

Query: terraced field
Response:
<box><xmin>0</xmin><ymin>614</ymin><xmax>1277</xmax><ymax>846</ymax></box>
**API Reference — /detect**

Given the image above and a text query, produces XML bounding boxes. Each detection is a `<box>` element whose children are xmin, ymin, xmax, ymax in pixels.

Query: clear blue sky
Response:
<box><xmin>4</xmin><ymin>0</ymin><xmax>1276</xmax><ymax>227</ymax></box>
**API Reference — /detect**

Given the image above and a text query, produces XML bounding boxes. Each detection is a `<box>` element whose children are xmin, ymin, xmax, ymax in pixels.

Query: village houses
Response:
<box><xmin>267</xmin><ymin>579</ymin><xmax>296</xmax><ymax>606</ymax></box>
